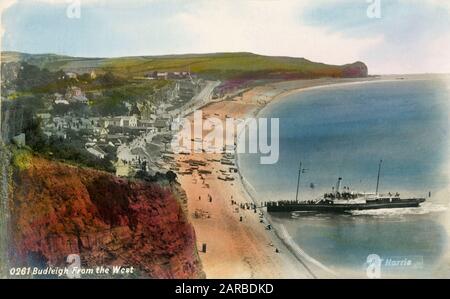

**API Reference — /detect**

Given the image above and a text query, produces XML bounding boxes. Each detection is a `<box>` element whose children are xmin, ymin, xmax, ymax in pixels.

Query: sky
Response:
<box><xmin>1</xmin><ymin>0</ymin><xmax>450</xmax><ymax>74</ymax></box>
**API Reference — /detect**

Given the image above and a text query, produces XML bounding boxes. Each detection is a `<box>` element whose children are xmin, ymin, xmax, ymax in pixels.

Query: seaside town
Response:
<box><xmin>0</xmin><ymin>60</ymin><xmax>250</xmax><ymax>184</ymax></box>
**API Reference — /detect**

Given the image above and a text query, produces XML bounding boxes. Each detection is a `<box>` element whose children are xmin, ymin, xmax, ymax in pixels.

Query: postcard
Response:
<box><xmin>0</xmin><ymin>0</ymin><xmax>449</xmax><ymax>284</ymax></box>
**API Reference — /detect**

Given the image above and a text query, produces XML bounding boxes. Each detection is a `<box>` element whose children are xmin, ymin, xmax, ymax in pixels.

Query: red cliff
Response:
<box><xmin>9</xmin><ymin>155</ymin><xmax>203</xmax><ymax>278</ymax></box>
<box><xmin>342</xmin><ymin>61</ymin><xmax>368</xmax><ymax>78</ymax></box>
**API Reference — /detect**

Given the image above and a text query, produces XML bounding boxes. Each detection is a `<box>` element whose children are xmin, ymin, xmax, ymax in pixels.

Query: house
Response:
<box><xmin>65</xmin><ymin>72</ymin><xmax>78</xmax><ymax>79</ymax></box>
<box><xmin>138</xmin><ymin>119</ymin><xmax>155</xmax><ymax>127</ymax></box>
<box><xmin>86</xmin><ymin>145</ymin><xmax>107</xmax><ymax>159</ymax></box>
<box><xmin>145</xmin><ymin>113</ymin><xmax>157</xmax><ymax>121</ymax></box>
<box><xmin>99</xmin><ymin>127</ymin><xmax>109</xmax><ymax>137</ymax></box>
<box><xmin>145</xmin><ymin>71</ymin><xmax>168</xmax><ymax>79</ymax></box>
<box><xmin>53</xmin><ymin>93</ymin><xmax>69</xmax><ymax>105</ymax></box>
<box><xmin>156</xmin><ymin>103</ymin><xmax>170</xmax><ymax>115</ymax></box>
<box><xmin>115</xmin><ymin>159</ymin><xmax>133</xmax><ymax>177</ymax></box>
<box><xmin>157</xmin><ymin>72</ymin><xmax>168</xmax><ymax>80</ymax></box>
<box><xmin>154</xmin><ymin>119</ymin><xmax>169</xmax><ymax>132</ymax></box>
<box><xmin>120</xmin><ymin>116</ymin><xmax>138</xmax><ymax>127</ymax></box>
<box><xmin>103</xmin><ymin>116</ymin><xmax>138</xmax><ymax>128</ymax></box>
<box><xmin>36</xmin><ymin>113</ymin><xmax>51</xmax><ymax>121</ymax></box>
<box><xmin>76</xmin><ymin>96</ymin><xmax>89</xmax><ymax>104</ymax></box>
<box><xmin>103</xmin><ymin>117</ymin><xmax>122</xmax><ymax>127</ymax></box>
<box><xmin>65</xmin><ymin>86</ymin><xmax>88</xmax><ymax>104</ymax></box>
<box><xmin>54</xmin><ymin>131</ymin><xmax>67</xmax><ymax>139</ymax></box>
<box><xmin>12</xmin><ymin>133</ymin><xmax>26</xmax><ymax>147</ymax></box>
<box><xmin>67</xmin><ymin>86</ymin><xmax>83</xmax><ymax>97</ymax></box>
<box><xmin>107</xmin><ymin>134</ymin><xmax>129</xmax><ymax>145</ymax></box>
<box><xmin>145</xmin><ymin>71</ymin><xmax>158</xmax><ymax>79</ymax></box>
<box><xmin>170</xmin><ymin>117</ymin><xmax>182</xmax><ymax>131</ymax></box>
<box><xmin>55</xmin><ymin>99</ymin><xmax>70</xmax><ymax>105</ymax></box>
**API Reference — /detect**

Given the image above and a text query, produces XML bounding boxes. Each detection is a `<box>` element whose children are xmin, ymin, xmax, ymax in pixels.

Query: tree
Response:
<box><xmin>165</xmin><ymin>171</ymin><xmax>177</xmax><ymax>183</ymax></box>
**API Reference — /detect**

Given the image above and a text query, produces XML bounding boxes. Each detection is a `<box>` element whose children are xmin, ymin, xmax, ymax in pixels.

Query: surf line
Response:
<box><xmin>276</xmin><ymin>223</ymin><xmax>337</xmax><ymax>278</ymax></box>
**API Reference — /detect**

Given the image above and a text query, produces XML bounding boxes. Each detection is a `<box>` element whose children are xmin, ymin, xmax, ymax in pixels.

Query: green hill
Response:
<box><xmin>1</xmin><ymin>51</ymin><xmax>368</xmax><ymax>80</ymax></box>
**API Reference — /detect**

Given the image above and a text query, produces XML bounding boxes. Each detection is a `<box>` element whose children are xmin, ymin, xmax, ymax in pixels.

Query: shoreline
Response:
<box><xmin>232</xmin><ymin>77</ymin><xmax>398</xmax><ymax>278</ymax></box>
<box><xmin>175</xmin><ymin>75</ymin><xmax>416</xmax><ymax>278</ymax></box>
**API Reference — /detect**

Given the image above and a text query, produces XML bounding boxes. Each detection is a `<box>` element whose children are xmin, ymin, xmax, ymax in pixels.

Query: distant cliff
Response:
<box><xmin>342</xmin><ymin>61</ymin><xmax>368</xmax><ymax>78</ymax></box>
<box><xmin>9</xmin><ymin>152</ymin><xmax>203</xmax><ymax>278</ymax></box>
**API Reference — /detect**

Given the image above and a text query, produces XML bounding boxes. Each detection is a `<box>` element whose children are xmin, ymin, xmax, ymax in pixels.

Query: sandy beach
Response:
<box><xmin>174</xmin><ymin>77</ymin><xmax>389</xmax><ymax>278</ymax></box>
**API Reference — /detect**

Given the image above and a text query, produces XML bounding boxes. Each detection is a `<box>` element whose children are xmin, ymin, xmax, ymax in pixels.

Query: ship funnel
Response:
<box><xmin>336</xmin><ymin>177</ymin><xmax>342</xmax><ymax>193</ymax></box>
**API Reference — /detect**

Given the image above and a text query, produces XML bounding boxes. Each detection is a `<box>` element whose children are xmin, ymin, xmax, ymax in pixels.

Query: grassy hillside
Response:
<box><xmin>2</xmin><ymin>51</ymin><xmax>368</xmax><ymax>80</ymax></box>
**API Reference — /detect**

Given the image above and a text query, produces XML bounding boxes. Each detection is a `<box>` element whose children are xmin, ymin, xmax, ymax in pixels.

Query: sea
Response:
<box><xmin>238</xmin><ymin>75</ymin><xmax>450</xmax><ymax>278</ymax></box>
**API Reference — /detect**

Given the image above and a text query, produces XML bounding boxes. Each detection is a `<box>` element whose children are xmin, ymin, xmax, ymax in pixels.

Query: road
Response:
<box><xmin>181</xmin><ymin>80</ymin><xmax>221</xmax><ymax>117</ymax></box>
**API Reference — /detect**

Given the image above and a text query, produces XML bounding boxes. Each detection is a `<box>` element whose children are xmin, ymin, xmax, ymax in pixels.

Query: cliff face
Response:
<box><xmin>9</xmin><ymin>155</ymin><xmax>203</xmax><ymax>278</ymax></box>
<box><xmin>342</xmin><ymin>61</ymin><xmax>368</xmax><ymax>78</ymax></box>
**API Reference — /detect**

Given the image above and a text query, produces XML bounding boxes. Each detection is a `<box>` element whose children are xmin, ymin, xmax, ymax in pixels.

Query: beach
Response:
<box><xmin>174</xmin><ymin>77</ymin><xmax>384</xmax><ymax>278</ymax></box>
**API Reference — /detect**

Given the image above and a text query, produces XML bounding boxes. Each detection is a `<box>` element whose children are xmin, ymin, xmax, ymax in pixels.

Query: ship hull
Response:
<box><xmin>267</xmin><ymin>199</ymin><xmax>425</xmax><ymax>213</ymax></box>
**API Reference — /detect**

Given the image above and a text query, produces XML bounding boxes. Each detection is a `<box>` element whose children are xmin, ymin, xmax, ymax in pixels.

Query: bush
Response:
<box><xmin>13</xmin><ymin>149</ymin><xmax>32</xmax><ymax>171</ymax></box>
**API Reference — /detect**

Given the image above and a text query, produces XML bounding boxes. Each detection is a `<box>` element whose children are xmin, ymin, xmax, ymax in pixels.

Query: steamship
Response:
<box><xmin>266</xmin><ymin>160</ymin><xmax>426</xmax><ymax>213</ymax></box>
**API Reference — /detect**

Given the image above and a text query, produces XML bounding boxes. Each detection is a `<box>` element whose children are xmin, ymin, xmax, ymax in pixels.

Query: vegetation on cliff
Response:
<box><xmin>11</xmin><ymin>149</ymin><xmax>32</xmax><ymax>171</ymax></box>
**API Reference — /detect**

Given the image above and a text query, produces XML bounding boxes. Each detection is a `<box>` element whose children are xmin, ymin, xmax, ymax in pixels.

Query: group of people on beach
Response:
<box><xmin>198</xmin><ymin>194</ymin><xmax>213</xmax><ymax>202</ymax></box>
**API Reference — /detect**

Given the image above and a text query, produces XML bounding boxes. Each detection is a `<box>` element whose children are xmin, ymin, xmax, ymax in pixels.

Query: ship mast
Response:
<box><xmin>295</xmin><ymin>161</ymin><xmax>307</xmax><ymax>202</ymax></box>
<box><xmin>375</xmin><ymin>159</ymin><xmax>383</xmax><ymax>195</ymax></box>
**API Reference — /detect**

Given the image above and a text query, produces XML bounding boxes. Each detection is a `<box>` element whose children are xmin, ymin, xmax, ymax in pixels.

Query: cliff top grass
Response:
<box><xmin>2</xmin><ymin>51</ymin><xmax>366</xmax><ymax>80</ymax></box>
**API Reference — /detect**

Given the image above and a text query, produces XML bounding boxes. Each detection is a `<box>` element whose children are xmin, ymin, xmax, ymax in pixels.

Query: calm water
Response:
<box><xmin>238</xmin><ymin>77</ymin><xmax>450</xmax><ymax>278</ymax></box>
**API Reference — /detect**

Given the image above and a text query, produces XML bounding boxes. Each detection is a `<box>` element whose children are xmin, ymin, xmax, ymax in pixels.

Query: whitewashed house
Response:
<box><xmin>86</xmin><ymin>146</ymin><xmax>107</xmax><ymax>159</ymax></box>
